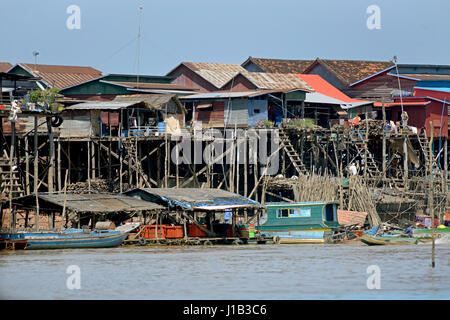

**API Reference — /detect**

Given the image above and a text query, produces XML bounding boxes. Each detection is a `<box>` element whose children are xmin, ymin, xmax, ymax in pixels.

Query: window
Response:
<box><xmin>253</xmin><ymin>109</ymin><xmax>260</xmax><ymax>114</ymax></box>
<box><xmin>276</xmin><ymin>208</ymin><xmax>310</xmax><ymax>218</ymax></box>
<box><xmin>300</xmin><ymin>208</ymin><xmax>311</xmax><ymax>217</ymax></box>
<box><xmin>277</xmin><ymin>209</ymin><xmax>290</xmax><ymax>218</ymax></box>
<box><xmin>323</xmin><ymin>204</ymin><xmax>335</xmax><ymax>222</ymax></box>
<box><xmin>289</xmin><ymin>209</ymin><xmax>300</xmax><ymax>217</ymax></box>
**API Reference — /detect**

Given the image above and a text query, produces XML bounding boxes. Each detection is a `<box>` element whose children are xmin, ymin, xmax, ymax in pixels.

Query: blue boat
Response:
<box><xmin>0</xmin><ymin>229</ymin><xmax>128</xmax><ymax>250</ymax></box>
<box><xmin>257</xmin><ymin>201</ymin><xmax>340</xmax><ymax>244</ymax></box>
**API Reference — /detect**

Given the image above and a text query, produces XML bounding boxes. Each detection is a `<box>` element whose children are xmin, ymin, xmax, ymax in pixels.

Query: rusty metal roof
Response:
<box><xmin>180</xmin><ymin>62</ymin><xmax>247</xmax><ymax>89</ymax></box>
<box><xmin>0</xmin><ymin>62</ymin><xmax>12</xmax><ymax>73</ymax></box>
<box><xmin>10</xmin><ymin>192</ymin><xmax>164</xmax><ymax>213</ymax></box>
<box><xmin>125</xmin><ymin>188</ymin><xmax>262</xmax><ymax>211</ymax></box>
<box><xmin>305</xmin><ymin>59</ymin><xmax>394</xmax><ymax>86</ymax></box>
<box><xmin>17</xmin><ymin>63</ymin><xmax>102</xmax><ymax>89</ymax></box>
<box><xmin>180</xmin><ymin>90</ymin><xmax>274</xmax><ymax>100</ymax></box>
<box><xmin>242</xmin><ymin>57</ymin><xmax>314</xmax><ymax>73</ymax></box>
<box><xmin>228</xmin><ymin>71</ymin><xmax>313</xmax><ymax>91</ymax></box>
<box><xmin>113</xmin><ymin>94</ymin><xmax>186</xmax><ymax>113</ymax></box>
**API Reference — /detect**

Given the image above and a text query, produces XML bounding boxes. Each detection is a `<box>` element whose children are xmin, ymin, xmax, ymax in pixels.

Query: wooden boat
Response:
<box><xmin>0</xmin><ymin>229</ymin><xmax>128</xmax><ymax>250</ymax></box>
<box><xmin>360</xmin><ymin>233</ymin><xmax>418</xmax><ymax>246</ymax></box>
<box><xmin>257</xmin><ymin>201</ymin><xmax>340</xmax><ymax>244</ymax></box>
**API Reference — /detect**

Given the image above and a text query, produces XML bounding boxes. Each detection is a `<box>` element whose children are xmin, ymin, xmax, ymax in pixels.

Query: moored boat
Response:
<box><xmin>0</xmin><ymin>228</ymin><xmax>128</xmax><ymax>250</ymax></box>
<box><xmin>257</xmin><ymin>201</ymin><xmax>340</xmax><ymax>244</ymax></box>
<box><xmin>359</xmin><ymin>233</ymin><xmax>418</xmax><ymax>246</ymax></box>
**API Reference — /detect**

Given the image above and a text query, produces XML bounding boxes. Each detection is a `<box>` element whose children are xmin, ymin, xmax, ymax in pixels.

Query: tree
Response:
<box><xmin>29</xmin><ymin>88</ymin><xmax>61</xmax><ymax>110</ymax></box>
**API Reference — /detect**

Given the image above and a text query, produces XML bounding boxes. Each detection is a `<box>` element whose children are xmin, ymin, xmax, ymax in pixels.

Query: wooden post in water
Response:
<box><xmin>382</xmin><ymin>100</ymin><xmax>387</xmax><ymax>182</ymax></box>
<box><xmin>429</xmin><ymin>121</ymin><xmax>435</xmax><ymax>268</ymax></box>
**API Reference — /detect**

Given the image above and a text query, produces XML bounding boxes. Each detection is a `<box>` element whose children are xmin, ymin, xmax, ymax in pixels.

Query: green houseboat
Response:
<box><xmin>257</xmin><ymin>201</ymin><xmax>340</xmax><ymax>244</ymax></box>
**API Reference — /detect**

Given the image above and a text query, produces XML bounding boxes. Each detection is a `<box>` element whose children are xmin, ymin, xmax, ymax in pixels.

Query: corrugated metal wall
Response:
<box><xmin>59</xmin><ymin>110</ymin><xmax>91</xmax><ymax>138</ymax></box>
<box><xmin>248</xmin><ymin>99</ymin><xmax>268</xmax><ymax>127</ymax></box>
<box><xmin>224</xmin><ymin>98</ymin><xmax>248</xmax><ymax>127</ymax></box>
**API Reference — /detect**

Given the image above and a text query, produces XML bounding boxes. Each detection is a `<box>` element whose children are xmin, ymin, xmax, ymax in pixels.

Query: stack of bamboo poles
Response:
<box><xmin>291</xmin><ymin>173</ymin><xmax>340</xmax><ymax>202</ymax></box>
<box><xmin>268</xmin><ymin>173</ymin><xmax>382</xmax><ymax>227</ymax></box>
<box><xmin>346</xmin><ymin>177</ymin><xmax>382</xmax><ymax>226</ymax></box>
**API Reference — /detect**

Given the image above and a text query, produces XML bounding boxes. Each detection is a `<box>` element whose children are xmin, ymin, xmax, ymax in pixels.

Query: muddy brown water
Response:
<box><xmin>0</xmin><ymin>243</ymin><xmax>449</xmax><ymax>299</ymax></box>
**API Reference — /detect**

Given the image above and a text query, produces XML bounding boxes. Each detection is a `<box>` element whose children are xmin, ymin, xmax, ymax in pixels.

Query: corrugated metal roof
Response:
<box><xmin>125</xmin><ymin>188</ymin><xmax>262</xmax><ymax>211</ymax></box>
<box><xmin>65</xmin><ymin>94</ymin><xmax>185</xmax><ymax>113</ymax></box>
<box><xmin>180</xmin><ymin>90</ymin><xmax>273</xmax><ymax>100</ymax></box>
<box><xmin>234</xmin><ymin>71</ymin><xmax>313</xmax><ymax>91</ymax></box>
<box><xmin>11</xmin><ymin>192</ymin><xmax>164</xmax><ymax>213</ymax></box>
<box><xmin>0</xmin><ymin>62</ymin><xmax>12</xmax><ymax>72</ymax></box>
<box><xmin>305</xmin><ymin>92</ymin><xmax>372</xmax><ymax>110</ymax></box>
<box><xmin>114</xmin><ymin>94</ymin><xmax>186</xmax><ymax>113</ymax></box>
<box><xmin>305</xmin><ymin>59</ymin><xmax>394</xmax><ymax>86</ymax></box>
<box><xmin>18</xmin><ymin>63</ymin><xmax>102</xmax><ymax>89</ymax></box>
<box><xmin>297</xmin><ymin>74</ymin><xmax>367</xmax><ymax>103</ymax></box>
<box><xmin>101</xmin><ymin>80</ymin><xmax>192</xmax><ymax>90</ymax></box>
<box><xmin>242</xmin><ymin>57</ymin><xmax>314</xmax><ymax>73</ymax></box>
<box><xmin>388</xmin><ymin>73</ymin><xmax>450</xmax><ymax>81</ymax></box>
<box><xmin>182</xmin><ymin>62</ymin><xmax>247</xmax><ymax>89</ymax></box>
<box><xmin>65</xmin><ymin>101</ymin><xmax>141</xmax><ymax>110</ymax></box>
<box><xmin>414</xmin><ymin>86</ymin><xmax>450</xmax><ymax>93</ymax></box>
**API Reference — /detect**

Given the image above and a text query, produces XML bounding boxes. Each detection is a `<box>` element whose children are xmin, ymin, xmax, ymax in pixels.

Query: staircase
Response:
<box><xmin>279</xmin><ymin>128</ymin><xmax>308</xmax><ymax>176</ymax></box>
<box><xmin>352</xmin><ymin>130</ymin><xmax>381</xmax><ymax>179</ymax></box>
<box><xmin>0</xmin><ymin>150</ymin><xmax>24</xmax><ymax>199</ymax></box>
<box><xmin>417</xmin><ymin>132</ymin><xmax>440</xmax><ymax>182</ymax></box>
<box><xmin>122</xmin><ymin>138</ymin><xmax>152</xmax><ymax>188</ymax></box>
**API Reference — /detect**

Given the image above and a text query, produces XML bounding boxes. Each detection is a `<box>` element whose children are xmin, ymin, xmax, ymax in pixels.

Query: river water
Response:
<box><xmin>0</xmin><ymin>243</ymin><xmax>449</xmax><ymax>300</ymax></box>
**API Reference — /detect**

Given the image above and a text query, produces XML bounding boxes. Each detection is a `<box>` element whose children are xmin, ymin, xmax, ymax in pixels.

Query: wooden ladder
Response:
<box><xmin>122</xmin><ymin>138</ymin><xmax>152</xmax><ymax>188</ymax></box>
<box><xmin>417</xmin><ymin>132</ymin><xmax>440</xmax><ymax>188</ymax></box>
<box><xmin>0</xmin><ymin>150</ymin><xmax>24</xmax><ymax>198</ymax></box>
<box><xmin>279</xmin><ymin>128</ymin><xmax>308</xmax><ymax>176</ymax></box>
<box><xmin>352</xmin><ymin>130</ymin><xmax>380</xmax><ymax>178</ymax></box>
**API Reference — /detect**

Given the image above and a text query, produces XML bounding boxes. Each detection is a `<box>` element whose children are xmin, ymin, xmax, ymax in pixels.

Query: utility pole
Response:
<box><xmin>429</xmin><ymin>121</ymin><xmax>435</xmax><ymax>268</ymax></box>
<box><xmin>136</xmin><ymin>5</ymin><xmax>143</xmax><ymax>86</ymax></box>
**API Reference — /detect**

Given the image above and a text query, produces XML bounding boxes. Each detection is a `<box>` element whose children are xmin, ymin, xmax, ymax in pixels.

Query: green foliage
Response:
<box><xmin>29</xmin><ymin>88</ymin><xmax>60</xmax><ymax>110</ymax></box>
<box><xmin>257</xmin><ymin>120</ymin><xmax>275</xmax><ymax>128</ymax></box>
<box><xmin>285</xmin><ymin>118</ymin><xmax>316</xmax><ymax>128</ymax></box>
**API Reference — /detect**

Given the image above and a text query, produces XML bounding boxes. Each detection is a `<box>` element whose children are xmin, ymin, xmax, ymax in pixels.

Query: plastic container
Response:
<box><xmin>248</xmin><ymin>224</ymin><xmax>256</xmax><ymax>238</ymax></box>
<box><xmin>157</xmin><ymin>121</ymin><xmax>166</xmax><ymax>134</ymax></box>
<box><xmin>165</xmin><ymin>225</ymin><xmax>184</xmax><ymax>239</ymax></box>
<box><xmin>238</xmin><ymin>224</ymin><xmax>249</xmax><ymax>239</ymax></box>
<box><xmin>141</xmin><ymin>225</ymin><xmax>166</xmax><ymax>239</ymax></box>
<box><xmin>188</xmin><ymin>224</ymin><xmax>208</xmax><ymax>237</ymax></box>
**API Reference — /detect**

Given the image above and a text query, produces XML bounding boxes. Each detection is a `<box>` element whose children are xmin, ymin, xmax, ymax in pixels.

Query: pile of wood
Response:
<box><xmin>66</xmin><ymin>179</ymin><xmax>111</xmax><ymax>193</ymax></box>
<box><xmin>359</xmin><ymin>119</ymin><xmax>384</xmax><ymax>135</ymax></box>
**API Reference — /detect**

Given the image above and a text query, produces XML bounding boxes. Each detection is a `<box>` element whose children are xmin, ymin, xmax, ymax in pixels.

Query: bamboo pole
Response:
<box><xmin>62</xmin><ymin>169</ymin><xmax>68</xmax><ymax>228</ymax></box>
<box><xmin>25</xmin><ymin>136</ymin><xmax>30</xmax><ymax>194</ymax></box>
<box><xmin>429</xmin><ymin>121</ymin><xmax>435</xmax><ymax>268</ymax></box>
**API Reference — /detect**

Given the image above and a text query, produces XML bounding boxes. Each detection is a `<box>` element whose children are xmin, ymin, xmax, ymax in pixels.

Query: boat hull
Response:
<box><xmin>259</xmin><ymin>229</ymin><xmax>334</xmax><ymax>244</ymax></box>
<box><xmin>360</xmin><ymin>234</ymin><xmax>418</xmax><ymax>246</ymax></box>
<box><xmin>0</xmin><ymin>230</ymin><xmax>128</xmax><ymax>250</ymax></box>
<box><xmin>25</xmin><ymin>233</ymin><xmax>127</xmax><ymax>250</ymax></box>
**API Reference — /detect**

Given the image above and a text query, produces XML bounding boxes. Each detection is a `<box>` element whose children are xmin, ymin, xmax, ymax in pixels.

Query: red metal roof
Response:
<box><xmin>18</xmin><ymin>63</ymin><xmax>102</xmax><ymax>89</ymax></box>
<box><xmin>297</xmin><ymin>74</ymin><xmax>366</xmax><ymax>103</ymax></box>
<box><xmin>373</xmin><ymin>101</ymin><xmax>431</xmax><ymax>107</ymax></box>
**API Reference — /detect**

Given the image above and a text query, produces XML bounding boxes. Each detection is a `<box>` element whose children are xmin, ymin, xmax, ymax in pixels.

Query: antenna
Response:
<box><xmin>392</xmin><ymin>55</ymin><xmax>405</xmax><ymax>127</ymax></box>
<box><xmin>137</xmin><ymin>5</ymin><xmax>143</xmax><ymax>87</ymax></box>
<box><xmin>32</xmin><ymin>51</ymin><xmax>39</xmax><ymax>72</ymax></box>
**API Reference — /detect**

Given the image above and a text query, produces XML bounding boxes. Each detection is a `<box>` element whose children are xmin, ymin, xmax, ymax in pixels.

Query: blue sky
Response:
<box><xmin>1</xmin><ymin>0</ymin><xmax>449</xmax><ymax>75</ymax></box>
